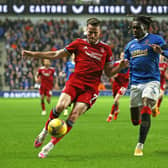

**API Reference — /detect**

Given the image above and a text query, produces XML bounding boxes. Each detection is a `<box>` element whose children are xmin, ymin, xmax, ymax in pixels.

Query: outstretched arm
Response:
<box><xmin>150</xmin><ymin>44</ymin><xmax>168</xmax><ymax>58</ymax></box>
<box><xmin>22</xmin><ymin>49</ymin><xmax>69</xmax><ymax>60</ymax></box>
<box><xmin>104</xmin><ymin>59</ymin><xmax>129</xmax><ymax>77</ymax></box>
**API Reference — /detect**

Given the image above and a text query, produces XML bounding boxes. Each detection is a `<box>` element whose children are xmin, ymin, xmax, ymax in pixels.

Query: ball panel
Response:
<box><xmin>48</xmin><ymin>118</ymin><xmax>67</xmax><ymax>138</ymax></box>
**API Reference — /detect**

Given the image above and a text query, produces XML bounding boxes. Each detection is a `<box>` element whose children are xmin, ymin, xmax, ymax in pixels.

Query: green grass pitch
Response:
<box><xmin>0</xmin><ymin>96</ymin><xmax>168</xmax><ymax>168</ymax></box>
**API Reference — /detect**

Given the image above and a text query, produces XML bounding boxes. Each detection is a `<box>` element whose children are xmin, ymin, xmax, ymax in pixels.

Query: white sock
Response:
<box><xmin>39</xmin><ymin>127</ymin><xmax>48</xmax><ymax>140</ymax></box>
<box><xmin>136</xmin><ymin>143</ymin><xmax>144</xmax><ymax>150</ymax></box>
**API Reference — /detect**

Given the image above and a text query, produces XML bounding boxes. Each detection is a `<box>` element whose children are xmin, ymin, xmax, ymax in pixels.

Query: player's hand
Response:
<box><xmin>150</xmin><ymin>44</ymin><xmax>162</xmax><ymax>54</ymax></box>
<box><xmin>22</xmin><ymin>49</ymin><xmax>34</xmax><ymax>59</ymax></box>
<box><xmin>119</xmin><ymin>59</ymin><xmax>129</xmax><ymax>69</ymax></box>
<box><xmin>21</xmin><ymin>49</ymin><xmax>27</xmax><ymax>58</ymax></box>
<box><xmin>36</xmin><ymin>78</ymin><xmax>41</xmax><ymax>84</ymax></box>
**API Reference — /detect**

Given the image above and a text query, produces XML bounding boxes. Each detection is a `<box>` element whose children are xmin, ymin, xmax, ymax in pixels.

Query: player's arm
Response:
<box><xmin>22</xmin><ymin>49</ymin><xmax>69</xmax><ymax>60</ymax></box>
<box><xmin>104</xmin><ymin>59</ymin><xmax>129</xmax><ymax>77</ymax></box>
<box><xmin>165</xmin><ymin>71</ymin><xmax>168</xmax><ymax>80</ymax></box>
<box><xmin>35</xmin><ymin>71</ymin><xmax>41</xmax><ymax>83</ymax></box>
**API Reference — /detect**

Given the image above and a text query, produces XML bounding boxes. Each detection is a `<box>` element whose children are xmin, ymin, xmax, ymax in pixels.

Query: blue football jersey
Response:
<box><xmin>65</xmin><ymin>61</ymin><xmax>75</xmax><ymax>81</ymax></box>
<box><xmin>124</xmin><ymin>33</ymin><xmax>168</xmax><ymax>85</ymax></box>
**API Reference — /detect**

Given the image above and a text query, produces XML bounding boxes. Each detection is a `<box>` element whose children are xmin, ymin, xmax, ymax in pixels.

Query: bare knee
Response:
<box><xmin>68</xmin><ymin>109</ymin><xmax>79</xmax><ymax>123</ymax></box>
<box><xmin>68</xmin><ymin>102</ymin><xmax>88</xmax><ymax>123</ymax></box>
<box><xmin>56</xmin><ymin>102</ymin><xmax>67</xmax><ymax>113</ymax></box>
<box><xmin>47</xmin><ymin>97</ymin><xmax>51</xmax><ymax>104</ymax></box>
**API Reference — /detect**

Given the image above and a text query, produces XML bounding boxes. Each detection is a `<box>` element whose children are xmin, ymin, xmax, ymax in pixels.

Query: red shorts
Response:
<box><xmin>112</xmin><ymin>81</ymin><xmax>128</xmax><ymax>97</ymax></box>
<box><xmin>39</xmin><ymin>86</ymin><xmax>52</xmax><ymax>97</ymax></box>
<box><xmin>62</xmin><ymin>83</ymin><xmax>99</xmax><ymax>108</ymax></box>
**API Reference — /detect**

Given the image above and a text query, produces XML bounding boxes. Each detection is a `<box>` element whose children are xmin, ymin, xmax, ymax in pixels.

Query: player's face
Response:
<box><xmin>44</xmin><ymin>59</ymin><xmax>51</xmax><ymax>67</ymax></box>
<box><xmin>86</xmin><ymin>24</ymin><xmax>101</xmax><ymax>44</ymax></box>
<box><xmin>132</xmin><ymin>21</ymin><xmax>147</xmax><ymax>39</ymax></box>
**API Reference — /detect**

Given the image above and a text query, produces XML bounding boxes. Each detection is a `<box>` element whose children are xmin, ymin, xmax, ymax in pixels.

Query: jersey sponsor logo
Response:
<box><xmin>83</xmin><ymin>46</ymin><xmax>88</xmax><ymax>50</ymax></box>
<box><xmin>100</xmin><ymin>47</ymin><xmax>105</xmax><ymax>53</ymax></box>
<box><xmin>131</xmin><ymin>49</ymin><xmax>148</xmax><ymax>58</ymax></box>
<box><xmin>130</xmin><ymin>44</ymin><xmax>135</xmax><ymax>48</ymax></box>
<box><xmin>85</xmin><ymin>50</ymin><xmax>103</xmax><ymax>61</ymax></box>
<box><xmin>42</xmin><ymin>71</ymin><xmax>52</xmax><ymax>77</ymax></box>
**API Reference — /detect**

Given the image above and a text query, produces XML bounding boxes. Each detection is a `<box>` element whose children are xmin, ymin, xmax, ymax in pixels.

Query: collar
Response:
<box><xmin>136</xmin><ymin>33</ymin><xmax>149</xmax><ymax>41</ymax></box>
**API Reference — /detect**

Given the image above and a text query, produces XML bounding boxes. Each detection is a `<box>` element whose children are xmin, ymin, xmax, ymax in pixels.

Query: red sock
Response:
<box><xmin>51</xmin><ymin>125</ymin><xmax>72</xmax><ymax>145</ymax></box>
<box><xmin>41</xmin><ymin>102</ymin><xmax>45</xmax><ymax>111</ymax></box>
<box><xmin>45</xmin><ymin>109</ymin><xmax>56</xmax><ymax>130</ymax></box>
<box><xmin>157</xmin><ymin>97</ymin><xmax>163</xmax><ymax>108</ymax></box>
<box><xmin>141</xmin><ymin>106</ymin><xmax>152</xmax><ymax>115</ymax></box>
<box><xmin>110</xmin><ymin>104</ymin><xmax>118</xmax><ymax>115</ymax></box>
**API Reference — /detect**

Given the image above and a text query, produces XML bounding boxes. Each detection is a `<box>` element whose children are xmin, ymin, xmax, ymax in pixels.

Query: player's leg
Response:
<box><xmin>134</xmin><ymin>98</ymin><xmax>155</xmax><ymax>156</ymax></box>
<box><xmin>46</xmin><ymin>96</ymin><xmax>51</xmax><ymax>104</ymax></box>
<box><xmin>107</xmin><ymin>86</ymin><xmax>126</xmax><ymax>122</ymax></box>
<box><xmin>39</xmin><ymin>87</ymin><xmax>46</xmax><ymax>115</ymax></box>
<box><xmin>134</xmin><ymin>81</ymin><xmax>159</xmax><ymax>156</ymax></box>
<box><xmin>154</xmin><ymin>83</ymin><xmax>166</xmax><ymax>115</ymax></box>
<box><xmin>155</xmin><ymin>89</ymin><xmax>164</xmax><ymax>115</ymax></box>
<box><xmin>34</xmin><ymin>93</ymin><xmax>71</xmax><ymax>148</ymax></box>
<box><xmin>52</xmin><ymin>102</ymin><xmax>88</xmax><ymax>144</ymax></box>
<box><xmin>107</xmin><ymin>93</ymin><xmax>119</xmax><ymax>122</ymax></box>
<box><xmin>113</xmin><ymin>87</ymin><xmax>127</xmax><ymax>120</ymax></box>
<box><xmin>38</xmin><ymin>88</ymin><xmax>98</xmax><ymax>158</ymax></box>
<box><xmin>46</xmin><ymin>89</ymin><xmax>52</xmax><ymax>104</ymax></box>
<box><xmin>38</xmin><ymin>102</ymin><xmax>88</xmax><ymax>158</ymax></box>
<box><xmin>106</xmin><ymin>83</ymin><xmax>118</xmax><ymax>122</ymax></box>
<box><xmin>40</xmin><ymin>94</ymin><xmax>46</xmax><ymax>115</ymax></box>
<box><xmin>130</xmin><ymin>106</ymin><xmax>142</xmax><ymax>126</ymax></box>
<box><xmin>129</xmin><ymin>84</ymin><xmax>144</xmax><ymax>156</ymax></box>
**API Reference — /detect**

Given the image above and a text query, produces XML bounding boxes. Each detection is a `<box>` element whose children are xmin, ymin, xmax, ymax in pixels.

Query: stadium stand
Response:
<box><xmin>0</xmin><ymin>18</ymin><xmax>168</xmax><ymax>90</ymax></box>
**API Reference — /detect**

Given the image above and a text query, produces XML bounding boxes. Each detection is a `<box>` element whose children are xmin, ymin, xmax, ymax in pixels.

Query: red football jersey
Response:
<box><xmin>38</xmin><ymin>67</ymin><xmax>55</xmax><ymax>89</ymax></box>
<box><xmin>159</xmin><ymin>62</ymin><xmax>168</xmax><ymax>87</ymax></box>
<box><xmin>65</xmin><ymin>38</ymin><xmax>113</xmax><ymax>90</ymax></box>
<box><xmin>112</xmin><ymin>61</ymin><xmax>129</xmax><ymax>85</ymax></box>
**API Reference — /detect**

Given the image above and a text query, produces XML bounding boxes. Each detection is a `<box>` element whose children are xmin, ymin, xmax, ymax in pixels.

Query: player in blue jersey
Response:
<box><xmin>64</xmin><ymin>53</ymin><xmax>75</xmax><ymax>81</ymax></box>
<box><xmin>124</xmin><ymin>16</ymin><xmax>168</xmax><ymax>156</ymax></box>
<box><xmin>63</xmin><ymin>53</ymin><xmax>75</xmax><ymax>116</ymax></box>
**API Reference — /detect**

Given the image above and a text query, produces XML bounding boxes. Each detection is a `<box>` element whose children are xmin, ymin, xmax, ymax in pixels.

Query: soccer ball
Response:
<box><xmin>48</xmin><ymin>118</ymin><xmax>67</xmax><ymax>138</ymax></box>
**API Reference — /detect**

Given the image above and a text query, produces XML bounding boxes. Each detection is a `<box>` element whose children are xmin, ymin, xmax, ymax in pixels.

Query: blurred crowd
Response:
<box><xmin>1</xmin><ymin>18</ymin><xmax>168</xmax><ymax>90</ymax></box>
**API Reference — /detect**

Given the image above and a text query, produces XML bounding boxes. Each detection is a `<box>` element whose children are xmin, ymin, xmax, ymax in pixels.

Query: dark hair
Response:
<box><xmin>87</xmin><ymin>17</ymin><xmax>101</xmax><ymax>26</ymax></box>
<box><xmin>133</xmin><ymin>16</ymin><xmax>152</xmax><ymax>29</ymax></box>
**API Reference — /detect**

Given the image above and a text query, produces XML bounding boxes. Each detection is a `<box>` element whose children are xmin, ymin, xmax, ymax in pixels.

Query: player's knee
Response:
<box><xmin>68</xmin><ymin>109</ymin><xmax>80</xmax><ymax>123</ymax></box>
<box><xmin>56</xmin><ymin>103</ymin><xmax>66</xmax><ymax>113</ymax></box>
<box><xmin>114</xmin><ymin>101</ymin><xmax>118</xmax><ymax>106</ymax></box>
<box><xmin>47</xmin><ymin>98</ymin><xmax>50</xmax><ymax>104</ymax></box>
<box><xmin>131</xmin><ymin>119</ymin><xmax>141</xmax><ymax>126</ymax></box>
<box><xmin>41</xmin><ymin>99</ymin><xmax>44</xmax><ymax>103</ymax></box>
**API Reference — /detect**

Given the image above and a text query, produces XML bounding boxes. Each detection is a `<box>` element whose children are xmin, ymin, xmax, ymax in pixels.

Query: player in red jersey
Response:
<box><xmin>106</xmin><ymin>52</ymin><xmax>129</xmax><ymax>122</ymax></box>
<box><xmin>152</xmin><ymin>55</ymin><xmax>168</xmax><ymax>116</ymax></box>
<box><xmin>22</xmin><ymin>18</ymin><xmax>128</xmax><ymax>158</ymax></box>
<box><xmin>35</xmin><ymin>59</ymin><xmax>56</xmax><ymax>115</ymax></box>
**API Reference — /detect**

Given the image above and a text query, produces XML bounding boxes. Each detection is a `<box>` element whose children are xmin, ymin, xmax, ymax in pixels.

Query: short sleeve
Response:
<box><xmin>124</xmin><ymin>44</ymin><xmax>131</xmax><ymax>61</ymax></box>
<box><xmin>64</xmin><ymin>39</ymin><xmax>79</xmax><ymax>55</ymax></box>
<box><xmin>106</xmin><ymin>46</ymin><xmax>113</xmax><ymax>63</ymax></box>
